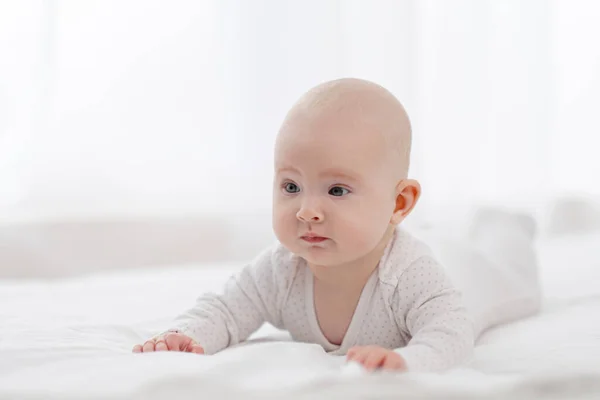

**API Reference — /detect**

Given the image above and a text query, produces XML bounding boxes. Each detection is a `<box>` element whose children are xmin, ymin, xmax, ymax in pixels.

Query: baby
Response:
<box><xmin>133</xmin><ymin>78</ymin><xmax>475</xmax><ymax>372</ymax></box>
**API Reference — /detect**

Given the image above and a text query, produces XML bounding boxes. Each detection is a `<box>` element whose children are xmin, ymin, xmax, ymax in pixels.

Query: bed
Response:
<box><xmin>1</xmin><ymin>206</ymin><xmax>600</xmax><ymax>399</ymax></box>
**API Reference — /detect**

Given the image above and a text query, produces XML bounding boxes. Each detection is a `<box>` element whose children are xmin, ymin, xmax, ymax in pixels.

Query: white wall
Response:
<box><xmin>1</xmin><ymin>1</ymin><xmax>599</xmax><ymax>270</ymax></box>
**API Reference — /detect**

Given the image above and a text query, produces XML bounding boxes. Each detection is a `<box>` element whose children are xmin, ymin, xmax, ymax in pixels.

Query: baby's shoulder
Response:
<box><xmin>377</xmin><ymin>227</ymin><xmax>441</xmax><ymax>287</ymax></box>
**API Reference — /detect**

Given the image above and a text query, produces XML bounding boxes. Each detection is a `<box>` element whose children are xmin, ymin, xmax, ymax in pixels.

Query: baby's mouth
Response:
<box><xmin>300</xmin><ymin>234</ymin><xmax>328</xmax><ymax>243</ymax></box>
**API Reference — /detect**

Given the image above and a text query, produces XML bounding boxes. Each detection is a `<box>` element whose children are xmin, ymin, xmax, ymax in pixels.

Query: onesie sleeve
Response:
<box><xmin>167</xmin><ymin>244</ymin><xmax>294</xmax><ymax>355</ymax></box>
<box><xmin>392</xmin><ymin>256</ymin><xmax>475</xmax><ymax>372</ymax></box>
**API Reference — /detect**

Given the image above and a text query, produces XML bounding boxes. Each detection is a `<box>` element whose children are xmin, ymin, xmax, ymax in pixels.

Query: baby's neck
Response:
<box><xmin>309</xmin><ymin>226</ymin><xmax>395</xmax><ymax>292</ymax></box>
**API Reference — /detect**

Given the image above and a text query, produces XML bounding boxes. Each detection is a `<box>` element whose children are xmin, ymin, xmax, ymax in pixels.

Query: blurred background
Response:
<box><xmin>1</xmin><ymin>0</ymin><xmax>599</xmax><ymax>277</ymax></box>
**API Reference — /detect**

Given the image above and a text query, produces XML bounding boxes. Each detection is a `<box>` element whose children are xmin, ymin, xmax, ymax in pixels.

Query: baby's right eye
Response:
<box><xmin>283</xmin><ymin>182</ymin><xmax>301</xmax><ymax>194</ymax></box>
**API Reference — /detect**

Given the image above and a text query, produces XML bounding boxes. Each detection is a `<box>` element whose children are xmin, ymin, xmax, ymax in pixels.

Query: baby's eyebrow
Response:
<box><xmin>276</xmin><ymin>166</ymin><xmax>299</xmax><ymax>175</ymax></box>
<box><xmin>276</xmin><ymin>166</ymin><xmax>361</xmax><ymax>183</ymax></box>
<box><xmin>319</xmin><ymin>168</ymin><xmax>360</xmax><ymax>183</ymax></box>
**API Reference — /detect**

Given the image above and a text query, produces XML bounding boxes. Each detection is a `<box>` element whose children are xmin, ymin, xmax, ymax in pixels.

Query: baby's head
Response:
<box><xmin>273</xmin><ymin>78</ymin><xmax>420</xmax><ymax>266</ymax></box>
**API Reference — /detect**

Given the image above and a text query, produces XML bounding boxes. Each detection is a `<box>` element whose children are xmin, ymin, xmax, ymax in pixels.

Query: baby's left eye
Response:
<box><xmin>329</xmin><ymin>186</ymin><xmax>349</xmax><ymax>197</ymax></box>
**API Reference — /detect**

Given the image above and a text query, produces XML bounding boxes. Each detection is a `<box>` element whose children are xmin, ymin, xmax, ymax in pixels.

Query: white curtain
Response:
<box><xmin>1</xmin><ymin>0</ymin><xmax>599</xmax><ymax>222</ymax></box>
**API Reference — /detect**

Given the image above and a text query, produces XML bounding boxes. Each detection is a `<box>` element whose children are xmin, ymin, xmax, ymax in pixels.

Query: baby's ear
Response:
<box><xmin>391</xmin><ymin>179</ymin><xmax>421</xmax><ymax>224</ymax></box>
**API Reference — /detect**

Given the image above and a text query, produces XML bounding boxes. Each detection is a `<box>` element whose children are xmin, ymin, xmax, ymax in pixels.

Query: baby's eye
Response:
<box><xmin>329</xmin><ymin>186</ymin><xmax>349</xmax><ymax>197</ymax></box>
<box><xmin>283</xmin><ymin>182</ymin><xmax>301</xmax><ymax>194</ymax></box>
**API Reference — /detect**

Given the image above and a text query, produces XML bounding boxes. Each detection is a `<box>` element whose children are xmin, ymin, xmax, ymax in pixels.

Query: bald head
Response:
<box><xmin>277</xmin><ymin>78</ymin><xmax>412</xmax><ymax>179</ymax></box>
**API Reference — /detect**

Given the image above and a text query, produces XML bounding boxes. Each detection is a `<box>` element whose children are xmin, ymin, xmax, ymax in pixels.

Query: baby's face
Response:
<box><xmin>272</xmin><ymin>112</ymin><xmax>399</xmax><ymax>267</ymax></box>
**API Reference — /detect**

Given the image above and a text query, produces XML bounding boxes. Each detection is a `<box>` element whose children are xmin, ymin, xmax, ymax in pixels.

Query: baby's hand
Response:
<box><xmin>346</xmin><ymin>345</ymin><xmax>407</xmax><ymax>371</ymax></box>
<box><xmin>132</xmin><ymin>331</ymin><xmax>204</xmax><ymax>354</ymax></box>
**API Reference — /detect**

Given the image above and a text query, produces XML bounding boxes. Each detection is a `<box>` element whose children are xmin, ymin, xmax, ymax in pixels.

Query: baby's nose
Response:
<box><xmin>296</xmin><ymin>201</ymin><xmax>324</xmax><ymax>223</ymax></box>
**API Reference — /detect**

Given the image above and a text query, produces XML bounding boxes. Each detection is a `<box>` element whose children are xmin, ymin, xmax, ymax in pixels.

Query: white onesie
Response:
<box><xmin>170</xmin><ymin>227</ymin><xmax>475</xmax><ymax>372</ymax></box>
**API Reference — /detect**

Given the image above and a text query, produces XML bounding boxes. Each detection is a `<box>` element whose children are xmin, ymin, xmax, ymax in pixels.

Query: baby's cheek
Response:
<box><xmin>338</xmin><ymin>219</ymin><xmax>380</xmax><ymax>253</ymax></box>
<box><xmin>272</xmin><ymin>209</ymin><xmax>294</xmax><ymax>242</ymax></box>
<box><xmin>341</xmin><ymin>209</ymin><xmax>389</xmax><ymax>251</ymax></box>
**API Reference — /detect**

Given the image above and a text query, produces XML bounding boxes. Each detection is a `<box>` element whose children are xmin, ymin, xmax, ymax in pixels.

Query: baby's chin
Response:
<box><xmin>294</xmin><ymin>244</ymin><xmax>363</xmax><ymax>267</ymax></box>
<box><xmin>284</xmin><ymin>242</ymin><xmax>335</xmax><ymax>266</ymax></box>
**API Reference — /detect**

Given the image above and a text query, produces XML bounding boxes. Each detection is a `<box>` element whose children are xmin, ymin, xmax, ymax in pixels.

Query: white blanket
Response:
<box><xmin>1</xmin><ymin>232</ymin><xmax>600</xmax><ymax>399</ymax></box>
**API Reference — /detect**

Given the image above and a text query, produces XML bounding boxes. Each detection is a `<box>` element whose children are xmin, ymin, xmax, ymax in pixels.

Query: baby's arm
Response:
<box><xmin>392</xmin><ymin>256</ymin><xmax>475</xmax><ymax>372</ymax></box>
<box><xmin>134</xmin><ymin>245</ymin><xmax>290</xmax><ymax>355</ymax></box>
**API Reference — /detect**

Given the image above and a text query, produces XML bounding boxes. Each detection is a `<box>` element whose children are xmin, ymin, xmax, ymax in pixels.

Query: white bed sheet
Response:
<box><xmin>1</xmin><ymin>235</ymin><xmax>600</xmax><ymax>399</ymax></box>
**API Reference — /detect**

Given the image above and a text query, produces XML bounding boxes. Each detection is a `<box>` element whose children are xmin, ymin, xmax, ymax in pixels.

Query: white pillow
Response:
<box><xmin>411</xmin><ymin>207</ymin><xmax>541</xmax><ymax>338</ymax></box>
<box><xmin>542</xmin><ymin>196</ymin><xmax>600</xmax><ymax>236</ymax></box>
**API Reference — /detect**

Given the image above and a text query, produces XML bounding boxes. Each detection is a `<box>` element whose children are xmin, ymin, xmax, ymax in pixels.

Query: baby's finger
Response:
<box><xmin>382</xmin><ymin>354</ymin><xmax>404</xmax><ymax>370</ymax></box>
<box><xmin>132</xmin><ymin>344</ymin><xmax>143</xmax><ymax>353</ymax></box>
<box><xmin>142</xmin><ymin>340</ymin><xmax>156</xmax><ymax>352</ymax></box>
<box><xmin>190</xmin><ymin>344</ymin><xmax>204</xmax><ymax>354</ymax></box>
<box><xmin>165</xmin><ymin>333</ymin><xmax>186</xmax><ymax>351</ymax></box>
<box><xmin>348</xmin><ymin>348</ymin><xmax>369</xmax><ymax>364</ymax></box>
<box><xmin>155</xmin><ymin>340</ymin><xmax>168</xmax><ymax>351</ymax></box>
<box><xmin>363</xmin><ymin>351</ymin><xmax>385</xmax><ymax>370</ymax></box>
<box><xmin>346</xmin><ymin>347</ymin><xmax>359</xmax><ymax>359</ymax></box>
<box><xmin>181</xmin><ymin>338</ymin><xmax>199</xmax><ymax>353</ymax></box>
